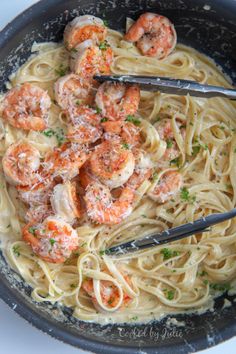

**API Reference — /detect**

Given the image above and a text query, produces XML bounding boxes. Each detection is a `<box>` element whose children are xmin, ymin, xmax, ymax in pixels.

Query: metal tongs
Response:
<box><xmin>105</xmin><ymin>208</ymin><xmax>236</xmax><ymax>255</ymax></box>
<box><xmin>94</xmin><ymin>75</ymin><xmax>236</xmax><ymax>100</ymax></box>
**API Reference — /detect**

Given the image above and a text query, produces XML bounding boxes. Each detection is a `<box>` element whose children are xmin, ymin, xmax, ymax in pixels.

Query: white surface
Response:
<box><xmin>0</xmin><ymin>1</ymin><xmax>236</xmax><ymax>353</ymax></box>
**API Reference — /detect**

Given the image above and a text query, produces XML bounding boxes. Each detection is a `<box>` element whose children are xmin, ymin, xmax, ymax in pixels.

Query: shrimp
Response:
<box><xmin>124</xmin><ymin>13</ymin><xmax>177</xmax><ymax>59</ymax></box>
<box><xmin>70</xmin><ymin>39</ymin><xmax>113</xmax><ymax>79</ymax></box>
<box><xmin>126</xmin><ymin>150</ymin><xmax>153</xmax><ymax>189</ymax></box>
<box><xmin>54</xmin><ymin>74</ymin><xmax>94</xmax><ymax>110</ymax></box>
<box><xmin>89</xmin><ymin>138</ymin><xmax>135</xmax><ymax>189</ymax></box>
<box><xmin>25</xmin><ymin>204</ymin><xmax>53</xmax><ymax>223</ymax></box>
<box><xmin>101</xmin><ymin>120</ymin><xmax>141</xmax><ymax>148</ymax></box>
<box><xmin>155</xmin><ymin>118</ymin><xmax>185</xmax><ymax>162</ymax></box>
<box><xmin>148</xmin><ymin>170</ymin><xmax>183</xmax><ymax>203</ymax></box>
<box><xmin>44</xmin><ymin>142</ymin><xmax>90</xmax><ymax>181</ymax></box>
<box><xmin>82</xmin><ymin>274</ymin><xmax>132</xmax><ymax>311</ymax></box>
<box><xmin>84</xmin><ymin>181</ymin><xmax>135</xmax><ymax>225</ymax></box>
<box><xmin>17</xmin><ymin>174</ymin><xmax>55</xmax><ymax>206</ymax></box>
<box><xmin>2</xmin><ymin>142</ymin><xmax>40</xmax><ymax>186</ymax></box>
<box><xmin>64</xmin><ymin>15</ymin><xmax>107</xmax><ymax>50</ymax></box>
<box><xmin>95</xmin><ymin>82</ymin><xmax>140</xmax><ymax>121</ymax></box>
<box><xmin>1</xmin><ymin>83</ymin><xmax>51</xmax><ymax>131</ymax></box>
<box><xmin>67</xmin><ymin>106</ymin><xmax>102</xmax><ymax>144</ymax></box>
<box><xmin>22</xmin><ymin>216</ymin><xmax>79</xmax><ymax>263</ymax></box>
<box><xmin>50</xmin><ymin>181</ymin><xmax>83</xmax><ymax>223</ymax></box>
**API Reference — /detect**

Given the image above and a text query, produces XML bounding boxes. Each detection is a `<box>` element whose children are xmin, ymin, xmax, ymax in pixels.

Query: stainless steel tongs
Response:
<box><xmin>94</xmin><ymin>75</ymin><xmax>236</xmax><ymax>100</ymax></box>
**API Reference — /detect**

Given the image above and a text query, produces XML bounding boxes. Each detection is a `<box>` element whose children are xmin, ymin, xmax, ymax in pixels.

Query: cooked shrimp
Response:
<box><xmin>101</xmin><ymin>120</ymin><xmax>141</xmax><ymax>148</ymax></box>
<box><xmin>67</xmin><ymin>106</ymin><xmax>102</xmax><ymax>144</ymax></box>
<box><xmin>84</xmin><ymin>181</ymin><xmax>135</xmax><ymax>225</ymax></box>
<box><xmin>17</xmin><ymin>174</ymin><xmax>55</xmax><ymax>205</ymax></box>
<box><xmin>79</xmin><ymin>162</ymin><xmax>97</xmax><ymax>189</ymax></box>
<box><xmin>44</xmin><ymin>142</ymin><xmax>90</xmax><ymax>181</ymax></box>
<box><xmin>2</xmin><ymin>142</ymin><xmax>40</xmax><ymax>186</ymax></box>
<box><xmin>54</xmin><ymin>74</ymin><xmax>94</xmax><ymax>110</ymax></box>
<box><xmin>50</xmin><ymin>181</ymin><xmax>82</xmax><ymax>223</ymax></box>
<box><xmin>70</xmin><ymin>39</ymin><xmax>113</xmax><ymax>79</ymax></box>
<box><xmin>22</xmin><ymin>216</ymin><xmax>79</xmax><ymax>263</ymax></box>
<box><xmin>89</xmin><ymin>138</ymin><xmax>135</xmax><ymax>189</ymax></box>
<box><xmin>154</xmin><ymin>119</ymin><xmax>185</xmax><ymax>162</ymax></box>
<box><xmin>124</xmin><ymin>13</ymin><xmax>177</xmax><ymax>59</ymax></box>
<box><xmin>25</xmin><ymin>204</ymin><xmax>53</xmax><ymax>223</ymax></box>
<box><xmin>82</xmin><ymin>275</ymin><xmax>132</xmax><ymax>311</ymax></box>
<box><xmin>64</xmin><ymin>15</ymin><xmax>107</xmax><ymax>50</ymax></box>
<box><xmin>95</xmin><ymin>82</ymin><xmax>140</xmax><ymax>121</ymax></box>
<box><xmin>126</xmin><ymin>150</ymin><xmax>153</xmax><ymax>189</ymax></box>
<box><xmin>148</xmin><ymin>170</ymin><xmax>183</xmax><ymax>203</ymax></box>
<box><xmin>1</xmin><ymin>83</ymin><xmax>51</xmax><ymax>131</ymax></box>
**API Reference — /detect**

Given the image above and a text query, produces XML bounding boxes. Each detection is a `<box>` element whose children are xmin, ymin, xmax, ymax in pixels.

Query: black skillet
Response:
<box><xmin>0</xmin><ymin>0</ymin><xmax>236</xmax><ymax>353</ymax></box>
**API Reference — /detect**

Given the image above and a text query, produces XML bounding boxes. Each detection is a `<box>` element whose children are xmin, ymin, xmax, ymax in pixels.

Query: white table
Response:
<box><xmin>0</xmin><ymin>1</ymin><xmax>235</xmax><ymax>353</ymax></box>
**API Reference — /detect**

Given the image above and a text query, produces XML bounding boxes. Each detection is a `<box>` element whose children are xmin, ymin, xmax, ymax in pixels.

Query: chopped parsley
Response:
<box><xmin>49</xmin><ymin>238</ymin><xmax>56</xmax><ymax>246</ymax></box>
<box><xmin>13</xmin><ymin>245</ymin><xmax>20</xmax><ymax>257</ymax></box>
<box><xmin>152</xmin><ymin>172</ymin><xmax>158</xmax><ymax>181</ymax></box>
<box><xmin>192</xmin><ymin>145</ymin><xmax>201</xmax><ymax>156</ymax></box>
<box><xmin>70</xmin><ymin>48</ymin><xmax>78</xmax><ymax>53</ymax></box>
<box><xmin>99</xmin><ymin>250</ymin><xmax>105</xmax><ymax>256</ymax></box>
<box><xmin>80</xmin><ymin>242</ymin><xmax>87</xmax><ymax>248</ymax></box>
<box><xmin>170</xmin><ymin>156</ymin><xmax>181</xmax><ymax>168</ymax></box>
<box><xmin>42</xmin><ymin>128</ymin><xmax>65</xmax><ymax>146</ymax></box>
<box><xmin>198</xmin><ymin>270</ymin><xmax>208</xmax><ymax>277</ymax></box>
<box><xmin>166</xmin><ymin>139</ymin><xmax>173</xmax><ymax>149</ymax></box>
<box><xmin>192</xmin><ymin>138</ymin><xmax>208</xmax><ymax>156</ymax></box>
<box><xmin>161</xmin><ymin>248</ymin><xmax>180</xmax><ymax>260</ymax></box>
<box><xmin>99</xmin><ymin>40</ymin><xmax>110</xmax><ymax>50</ymax></box>
<box><xmin>76</xmin><ymin>100</ymin><xmax>81</xmax><ymax>106</ymax></box>
<box><xmin>55</xmin><ymin>64</ymin><xmax>68</xmax><ymax>77</ymax></box>
<box><xmin>42</xmin><ymin>129</ymin><xmax>55</xmax><ymax>137</ymax></box>
<box><xmin>234</xmin><ymin>148</ymin><xmax>236</xmax><ymax>153</ymax></box>
<box><xmin>203</xmin><ymin>279</ymin><xmax>209</xmax><ymax>285</ymax></box>
<box><xmin>28</xmin><ymin>227</ymin><xmax>37</xmax><ymax>236</ymax></box>
<box><xmin>96</xmin><ymin>106</ymin><xmax>102</xmax><ymax>114</ymax></box>
<box><xmin>122</xmin><ymin>142</ymin><xmax>130</xmax><ymax>150</ymax></box>
<box><xmin>131</xmin><ymin>316</ymin><xmax>138</xmax><ymax>321</ymax></box>
<box><xmin>70</xmin><ymin>283</ymin><xmax>77</xmax><ymax>289</ymax></box>
<box><xmin>165</xmin><ymin>290</ymin><xmax>175</xmax><ymax>300</ymax></box>
<box><xmin>100</xmin><ymin>117</ymin><xmax>108</xmax><ymax>123</ymax></box>
<box><xmin>103</xmin><ymin>19</ymin><xmax>109</xmax><ymax>27</ymax></box>
<box><xmin>125</xmin><ymin>115</ymin><xmax>141</xmax><ymax>126</ymax></box>
<box><xmin>210</xmin><ymin>283</ymin><xmax>231</xmax><ymax>292</ymax></box>
<box><xmin>180</xmin><ymin>187</ymin><xmax>196</xmax><ymax>203</ymax></box>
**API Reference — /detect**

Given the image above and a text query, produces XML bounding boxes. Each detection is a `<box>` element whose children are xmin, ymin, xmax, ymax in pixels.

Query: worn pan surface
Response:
<box><xmin>0</xmin><ymin>0</ymin><xmax>236</xmax><ymax>353</ymax></box>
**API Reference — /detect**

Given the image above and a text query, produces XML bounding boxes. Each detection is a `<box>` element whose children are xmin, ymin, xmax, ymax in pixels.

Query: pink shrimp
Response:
<box><xmin>43</xmin><ymin>142</ymin><xmax>90</xmax><ymax>181</ymax></box>
<box><xmin>101</xmin><ymin>120</ymin><xmax>141</xmax><ymax>148</ymax></box>
<box><xmin>95</xmin><ymin>82</ymin><xmax>140</xmax><ymax>121</ymax></box>
<box><xmin>89</xmin><ymin>138</ymin><xmax>135</xmax><ymax>189</ymax></box>
<box><xmin>148</xmin><ymin>170</ymin><xmax>183</xmax><ymax>203</ymax></box>
<box><xmin>2</xmin><ymin>141</ymin><xmax>40</xmax><ymax>186</ymax></box>
<box><xmin>54</xmin><ymin>74</ymin><xmax>94</xmax><ymax>110</ymax></box>
<box><xmin>70</xmin><ymin>39</ymin><xmax>113</xmax><ymax>79</ymax></box>
<box><xmin>22</xmin><ymin>216</ymin><xmax>79</xmax><ymax>263</ymax></box>
<box><xmin>1</xmin><ymin>83</ymin><xmax>51</xmax><ymax>131</ymax></box>
<box><xmin>124</xmin><ymin>13</ymin><xmax>177</xmax><ymax>59</ymax></box>
<box><xmin>84</xmin><ymin>181</ymin><xmax>135</xmax><ymax>225</ymax></box>
<box><xmin>66</xmin><ymin>105</ymin><xmax>103</xmax><ymax>145</ymax></box>
<box><xmin>64</xmin><ymin>15</ymin><xmax>107</xmax><ymax>50</ymax></box>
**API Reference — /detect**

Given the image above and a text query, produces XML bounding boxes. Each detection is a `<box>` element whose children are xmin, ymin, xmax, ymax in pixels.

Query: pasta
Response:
<box><xmin>0</xmin><ymin>15</ymin><xmax>236</xmax><ymax>325</ymax></box>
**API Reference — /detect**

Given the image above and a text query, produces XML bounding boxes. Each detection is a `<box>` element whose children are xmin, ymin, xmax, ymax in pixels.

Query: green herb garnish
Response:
<box><xmin>13</xmin><ymin>245</ymin><xmax>20</xmax><ymax>257</ymax></box>
<box><xmin>99</xmin><ymin>250</ymin><xmax>105</xmax><ymax>256</ymax></box>
<box><xmin>170</xmin><ymin>156</ymin><xmax>181</xmax><ymax>168</ymax></box>
<box><xmin>28</xmin><ymin>227</ymin><xmax>37</xmax><ymax>236</ymax></box>
<box><xmin>42</xmin><ymin>129</ymin><xmax>55</xmax><ymax>137</ymax></box>
<box><xmin>210</xmin><ymin>283</ymin><xmax>231</xmax><ymax>292</ymax></box>
<box><xmin>161</xmin><ymin>248</ymin><xmax>180</xmax><ymax>260</ymax></box>
<box><xmin>122</xmin><ymin>142</ymin><xmax>130</xmax><ymax>150</ymax></box>
<box><xmin>55</xmin><ymin>64</ymin><xmax>68</xmax><ymax>77</ymax></box>
<box><xmin>101</xmin><ymin>117</ymin><xmax>108</xmax><ymax>123</ymax></box>
<box><xmin>180</xmin><ymin>187</ymin><xmax>196</xmax><ymax>203</ymax></box>
<box><xmin>99</xmin><ymin>40</ymin><xmax>110</xmax><ymax>50</ymax></box>
<box><xmin>165</xmin><ymin>290</ymin><xmax>175</xmax><ymax>300</ymax></box>
<box><xmin>103</xmin><ymin>19</ymin><xmax>109</xmax><ymax>26</ymax></box>
<box><xmin>166</xmin><ymin>139</ymin><xmax>173</xmax><ymax>149</ymax></box>
<box><xmin>49</xmin><ymin>238</ymin><xmax>56</xmax><ymax>246</ymax></box>
<box><xmin>125</xmin><ymin>115</ymin><xmax>141</xmax><ymax>126</ymax></box>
